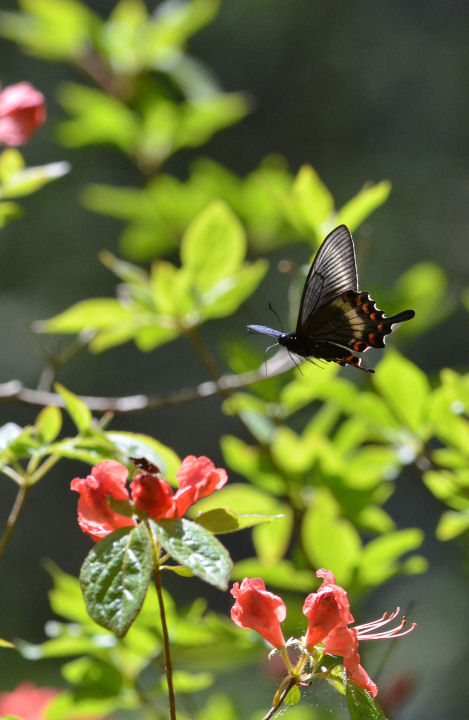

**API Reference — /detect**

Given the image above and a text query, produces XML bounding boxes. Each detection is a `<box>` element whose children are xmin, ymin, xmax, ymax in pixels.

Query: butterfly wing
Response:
<box><xmin>303</xmin><ymin>290</ymin><xmax>415</xmax><ymax>372</ymax></box>
<box><xmin>297</xmin><ymin>225</ymin><xmax>358</xmax><ymax>334</ymax></box>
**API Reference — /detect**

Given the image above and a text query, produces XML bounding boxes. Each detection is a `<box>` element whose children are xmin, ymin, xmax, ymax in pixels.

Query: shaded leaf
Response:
<box><xmin>151</xmin><ymin>518</ymin><xmax>232</xmax><ymax>590</ymax></box>
<box><xmin>346</xmin><ymin>682</ymin><xmax>388</xmax><ymax>719</ymax></box>
<box><xmin>80</xmin><ymin>524</ymin><xmax>152</xmax><ymax>637</ymax></box>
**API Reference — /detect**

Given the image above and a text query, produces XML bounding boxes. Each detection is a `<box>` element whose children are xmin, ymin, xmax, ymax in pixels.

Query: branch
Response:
<box><xmin>0</xmin><ymin>353</ymin><xmax>291</xmax><ymax>415</ymax></box>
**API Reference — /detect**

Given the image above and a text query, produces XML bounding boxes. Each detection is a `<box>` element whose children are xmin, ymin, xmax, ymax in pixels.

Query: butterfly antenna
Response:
<box><xmin>268</xmin><ymin>302</ymin><xmax>284</xmax><ymax>332</ymax></box>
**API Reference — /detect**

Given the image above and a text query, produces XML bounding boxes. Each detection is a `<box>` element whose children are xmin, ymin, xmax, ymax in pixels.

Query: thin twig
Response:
<box><xmin>0</xmin><ymin>483</ymin><xmax>30</xmax><ymax>560</ymax></box>
<box><xmin>262</xmin><ymin>677</ymin><xmax>297</xmax><ymax>720</ymax></box>
<box><xmin>147</xmin><ymin>524</ymin><xmax>177</xmax><ymax>720</ymax></box>
<box><xmin>0</xmin><ymin>353</ymin><xmax>291</xmax><ymax>415</ymax></box>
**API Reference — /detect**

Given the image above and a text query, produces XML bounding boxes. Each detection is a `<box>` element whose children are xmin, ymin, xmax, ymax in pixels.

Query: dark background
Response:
<box><xmin>1</xmin><ymin>1</ymin><xmax>469</xmax><ymax>718</ymax></box>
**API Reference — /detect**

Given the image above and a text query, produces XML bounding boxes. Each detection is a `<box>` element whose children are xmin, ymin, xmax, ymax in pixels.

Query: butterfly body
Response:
<box><xmin>247</xmin><ymin>226</ymin><xmax>415</xmax><ymax>373</ymax></box>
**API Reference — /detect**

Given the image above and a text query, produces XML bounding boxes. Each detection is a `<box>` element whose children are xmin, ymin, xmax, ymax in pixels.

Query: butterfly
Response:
<box><xmin>247</xmin><ymin>225</ymin><xmax>415</xmax><ymax>373</ymax></box>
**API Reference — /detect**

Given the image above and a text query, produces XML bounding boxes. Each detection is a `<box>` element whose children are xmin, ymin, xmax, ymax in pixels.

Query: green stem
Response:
<box><xmin>29</xmin><ymin>454</ymin><xmax>60</xmax><ymax>486</ymax></box>
<box><xmin>147</xmin><ymin>523</ymin><xmax>176</xmax><ymax>720</ymax></box>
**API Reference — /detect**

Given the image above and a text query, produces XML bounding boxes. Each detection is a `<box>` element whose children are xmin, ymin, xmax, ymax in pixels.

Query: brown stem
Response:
<box><xmin>0</xmin><ymin>483</ymin><xmax>30</xmax><ymax>559</ymax></box>
<box><xmin>148</xmin><ymin>529</ymin><xmax>176</xmax><ymax>720</ymax></box>
<box><xmin>0</xmin><ymin>356</ymin><xmax>290</xmax><ymax>415</ymax></box>
<box><xmin>262</xmin><ymin>677</ymin><xmax>297</xmax><ymax>720</ymax></box>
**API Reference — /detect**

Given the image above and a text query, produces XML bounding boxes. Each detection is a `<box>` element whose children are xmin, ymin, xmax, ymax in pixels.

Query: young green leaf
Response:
<box><xmin>35</xmin><ymin>405</ymin><xmax>62</xmax><ymax>443</ymax></box>
<box><xmin>80</xmin><ymin>524</ymin><xmax>152</xmax><ymax>637</ymax></box>
<box><xmin>301</xmin><ymin>489</ymin><xmax>361</xmax><ymax>586</ymax></box>
<box><xmin>55</xmin><ymin>384</ymin><xmax>92</xmax><ymax>432</ymax></box>
<box><xmin>195</xmin><ymin>507</ymin><xmax>282</xmax><ymax>534</ymax></box>
<box><xmin>181</xmin><ymin>200</ymin><xmax>246</xmax><ymax>293</ymax></box>
<box><xmin>373</xmin><ymin>351</ymin><xmax>429</xmax><ymax>436</ymax></box>
<box><xmin>336</xmin><ymin>180</ymin><xmax>391</xmax><ymax>231</ymax></box>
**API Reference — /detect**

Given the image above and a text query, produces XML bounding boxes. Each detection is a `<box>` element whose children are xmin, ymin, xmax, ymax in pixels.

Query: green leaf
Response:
<box><xmin>39</xmin><ymin>298</ymin><xmax>133</xmax><ymax>333</ymax></box>
<box><xmin>0</xmin><ymin>201</ymin><xmax>22</xmax><ymax>228</ymax></box>
<box><xmin>61</xmin><ymin>655</ymin><xmax>123</xmax><ymax>693</ymax></box>
<box><xmin>373</xmin><ymin>350</ymin><xmax>429</xmax><ymax>435</ymax></box>
<box><xmin>194</xmin><ymin>483</ymin><xmax>285</xmax><ymax>516</ymax></box>
<box><xmin>151</xmin><ymin>518</ymin><xmax>232</xmax><ymax>590</ymax></box>
<box><xmin>392</xmin><ymin>262</ymin><xmax>450</xmax><ymax>335</ymax></box>
<box><xmin>0</xmin><ymin>161</ymin><xmax>70</xmax><ymax>199</ymax></box>
<box><xmin>336</xmin><ymin>180</ymin><xmax>391</xmax><ymax>231</ymax></box>
<box><xmin>166</xmin><ymin>670</ymin><xmax>214</xmax><ymax>693</ymax></box>
<box><xmin>0</xmin><ymin>148</ymin><xmax>24</xmax><ymax>182</ymax></box>
<box><xmin>285</xmin><ymin>684</ymin><xmax>301</xmax><ymax>706</ymax></box>
<box><xmin>358</xmin><ymin>529</ymin><xmax>424</xmax><ymax>585</ymax></box>
<box><xmin>174</xmin><ymin>93</ymin><xmax>249</xmax><ymax>150</ymax></box>
<box><xmin>80</xmin><ymin>524</ymin><xmax>152</xmax><ymax>637</ymax></box>
<box><xmin>436</xmin><ymin>509</ymin><xmax>469</xmax><ymax>541</ymax></box>
<box><xmin>252</xmin><ymin>509</ymin><xmax>292</xmax><ymax>564</ymax></box>
<box><xmin>232</xmin><ymin>558</ymin><xmax>313</xmax><ymax>592</ymax></box>
<box><xmin>151</xmin><ymin>261</ymin><xmax>194</xmax><ymax>317</ymax></box>
<box><xmin>301</xmin><ymin>489</ymin><xmax>362</xmax><ymax>586</ymax></box>
<box><xmin>57</xmin><ymin>83</ymin><xmax>139</xmax><ymax>152</ymax></box>
<box><xmin>346</xmin><ymin>682</ymin><xmax>388</xmax><ymax>719</ymax></box>
<box><xmin>195</xmin><ymin>507</ymin><xmax>281</xmax><ymax>534</ymax></box>
<box><xmin>181</xmin><ymin>201</ymin><xmax>246</xmax><ymax>292</ymax></box>
<box><xmin>0</xmin><ymin>0</ymin><xmax>100</xmax><ymax>60</ymax></box>
<box><xmin>291</xmin><ymin>164</ymin><xmax>334</xmax><ymax>234</ymax></box>
<box><xmin>200</xmin><ymin>260</ymin><xmax>268</xmax><ymax>319</ymax></box>
<box><xmin>35</xmin><ymin>405</ymin><xmax>62</xmax><ymax>443</ymax></box>
<box><xmin>55</xmin><ymin>384</ymin><xmax>92</xmax><ymax>432</ymax></box>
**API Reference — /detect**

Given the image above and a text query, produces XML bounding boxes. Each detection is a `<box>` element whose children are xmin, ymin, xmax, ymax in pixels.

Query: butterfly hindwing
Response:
<box><xmin>298</xmin><ymin>225</ymin><xmax>358</xmax><ymax>333</ymax></box>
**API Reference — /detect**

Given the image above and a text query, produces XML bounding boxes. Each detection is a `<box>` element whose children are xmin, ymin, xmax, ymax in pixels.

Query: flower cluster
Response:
<box><xmin>0</xmin><ymin>82</ymin><xmax>46</xmax><ymax>146</ymax></box>
<box><xmin>71</xmin><ymin>455</ymin><xmax>228</xmax><ymax>541</ymax></box>
<box><xmin>231</xmin><ymin>569</ymin><xmax>416</xmax><ymax>698</ymax></box>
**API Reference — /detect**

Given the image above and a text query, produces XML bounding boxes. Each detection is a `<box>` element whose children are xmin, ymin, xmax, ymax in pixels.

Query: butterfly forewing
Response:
<box><xmin>297</xmin><ymin>225</ymin><xmax>358</xmax><ymax>333</ymax></box>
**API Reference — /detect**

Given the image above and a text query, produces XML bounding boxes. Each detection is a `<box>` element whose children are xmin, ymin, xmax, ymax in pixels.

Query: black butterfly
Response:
<box><xmin>247</xmin><ymin>225</ymin><xmax>415</xmax><ymax>373</ymax></box>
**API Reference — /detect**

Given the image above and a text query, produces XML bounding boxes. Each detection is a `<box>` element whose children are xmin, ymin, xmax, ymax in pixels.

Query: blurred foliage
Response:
<box><xmin>0</xmin><ymin>148</ymin><xmax>69</xmax><ymax>227</ymax></box>
<box><xmin>1</xmin><ymin>0</ymin><xmax>468</xmax><ymax>718</ymax></box>
<box><xmin>18</xmin><ymin>563</ymin><xmax>257</xmax><ymax>719</ymax></box>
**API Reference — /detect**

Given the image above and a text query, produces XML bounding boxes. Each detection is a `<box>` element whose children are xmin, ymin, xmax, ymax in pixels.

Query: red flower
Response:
<box><xmin>0</xmin><ymin>683</ymin><xmax>57</xmax><ymax>720</ymax></box>
<box><xmin>303</xmin><ymin>587</ymin><xmax>342</xmax><ymax>649</ymax></box>
<box><xmin>314</xmin><ymin>568</ymin><xmax>354</xmax><ymax>626</ymax></box>
<box><xmin>71</xmin><ymin>461</ymin><xmax>136</xmax><ymax>542</ymax></box>
<box><xmin>0</xmin><ymin>682</ymin><xmax>104</xmax><ymax>720</ymax></box>
<box><xmin>130</xmin><ymin>455</ymin><xmax>228</xmax><ymax>520</ymax></box>
<box><xmin>130</xmin><ymin>473</ymin><xmax>176</xmax><ymax>519</ymax></box>
<box><xmin>174</xmin><ymin>455</ymin><xmax>228</xmax><ymax>516</ymax></box>
<box><xmin>0</xmin><ymin>82</ymin><xmax>46</xmax><ymax>146</ymax></box>
<box><xmin>230</xmin><ymin>577</ymin><xmax>286</xmax><ymax>649</ymax></box>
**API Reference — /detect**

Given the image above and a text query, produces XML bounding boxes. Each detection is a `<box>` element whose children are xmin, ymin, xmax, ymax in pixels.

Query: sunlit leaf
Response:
<box><xmin>358</xmin><ymin>529</ymin><xmax>424</xmax><ymax>585</ymax></box>
<box><xmin>55</xmin><ymin>384</ymin><xmax>92</xmax><ymax>432</ymax></box>
<box><xmin>35</xmin><ymin>405</ymin><xmax>62</xmax><ymax>443</ymax></box>
<box><xmin>373</xmin><ymin>351</ymin><xmax>429</xmax><ymax>436</ymax></box>
<box><xmin>181</xmin><ymin>201</ymin><xmax>245</xmax><ymax>292</ymax></box>
<box><xmin>301</xmin><ymin>489</ymin><xmax>362</xmax><ymax>586</ymax></box>
<box><xmin>336</xmin><ymin>180</ymin><xmax>391</xmax><ymax>231</ymax></box>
